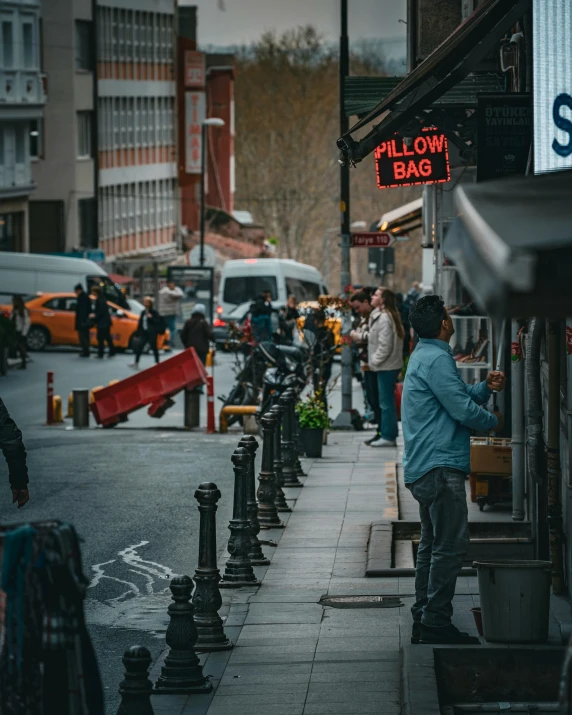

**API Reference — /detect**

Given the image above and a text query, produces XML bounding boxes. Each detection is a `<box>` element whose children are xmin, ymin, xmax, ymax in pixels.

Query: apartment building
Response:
<box><xmin>96</xmin><ymin>0</ymin><xmax>178</xmax><ymax>262</ymax></box>
<box><xmin>0</xmin><ymin>0</ymin><xmax>45</xmax><ymax>252</ymax></box>
<box><xmin>31</xmin><ymin>0</ymin><xmax>178</xmax><ymax>263</ymax></box>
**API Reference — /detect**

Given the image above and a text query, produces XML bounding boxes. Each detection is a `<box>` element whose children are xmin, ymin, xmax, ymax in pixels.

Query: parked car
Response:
<box><xmin>0</xmin><ymin>293</ymin><xmax>169</xmax><ymax>352</ymax></box>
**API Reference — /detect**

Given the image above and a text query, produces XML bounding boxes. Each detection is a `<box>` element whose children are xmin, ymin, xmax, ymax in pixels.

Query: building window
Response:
<box><xmin>77</xmin><ymin>111</ymin><xmax>93</xmax><ymax>158</ymax></box>
<box><xmin>29</xmin><ymin>119</ymin><xmax>43</xmax><ymax>159</ymax></box>
<box><xmin>22</xmin><ymin>21</ymin><xmax>35</xmax><ymax>68</ymax></box>
<box><xmin>2</xmin><ymin>21</ymin><xmax>14</xmax><ymax>68</ymax></box>
<box><xmin>75</xmin><ymin>20</ymin><xmax>93</xmax><ymax>70</ymax></box>
<box><xmin>78</xmin><ymin>197</ymin><xmax>97</xmax><ymax>248</ymax></box>
<box><xmin>15</xmin><ymin>125</ymin><xmax>26</xmax><ymax>163</ymax></box>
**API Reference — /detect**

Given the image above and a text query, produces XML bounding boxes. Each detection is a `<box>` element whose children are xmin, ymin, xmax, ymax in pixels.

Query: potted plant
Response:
<box><xmin>295</xmin><ymin>392</ymin><xmax>330</xmax><ymax>458</ymax></box>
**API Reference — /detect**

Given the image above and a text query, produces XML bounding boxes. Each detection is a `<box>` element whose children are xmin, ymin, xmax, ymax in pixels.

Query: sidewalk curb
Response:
<box><xmin>401</xmin><ymin>645</ymin><xmax>441</xmax><ymax>715</ymax></box>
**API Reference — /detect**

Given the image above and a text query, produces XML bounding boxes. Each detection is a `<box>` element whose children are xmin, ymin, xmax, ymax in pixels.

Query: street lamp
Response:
<box><xmin>200</xmin><ymin>117</ymin><xmax>225</xmax><ymax>266</ymax></box>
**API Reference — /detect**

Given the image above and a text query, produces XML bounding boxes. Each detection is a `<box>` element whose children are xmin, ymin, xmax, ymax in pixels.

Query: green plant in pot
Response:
<box><xmin>295</xmin><ymin>391</ymin><xmax>330</xmax><ymax>458</ymax></box>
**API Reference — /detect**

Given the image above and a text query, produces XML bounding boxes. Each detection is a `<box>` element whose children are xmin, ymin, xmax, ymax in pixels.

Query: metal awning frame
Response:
<box><xmin>337</xmin><ymin>0</ymin><xmax>530</xmax><ymax>164</ymax></box>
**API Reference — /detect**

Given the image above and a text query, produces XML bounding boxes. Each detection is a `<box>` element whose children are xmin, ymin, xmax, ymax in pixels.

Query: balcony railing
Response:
<box><xmin>0</xmin><ymin>71</ymin><xmax>47</xmax><ymax>106</ymax></box>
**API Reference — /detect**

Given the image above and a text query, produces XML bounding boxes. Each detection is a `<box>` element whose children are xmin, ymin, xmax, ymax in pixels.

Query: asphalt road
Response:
<box><xmin>0</xmin><ymin>348</ymin><xmax>244</xmax><ymax>712</ymax></box>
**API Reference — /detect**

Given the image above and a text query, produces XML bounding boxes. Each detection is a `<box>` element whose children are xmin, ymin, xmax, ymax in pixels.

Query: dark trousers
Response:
<box><xmin>406</xmin><ymin>467</ymin><xmax>469</xmax><ymax>628</ymax></box>
<box><xmin>97</xmin><ymin>326</ymin><xmax>116</xmax><ymax>358</ymax></box>
<box><xmin>16</xmin><ymin>332</ymin><xmax>27</xmax><ymax>366</ymax></box>
<box><xmin>363</xmin><ymin>370</ymin><xmax>381</xmax><ymax>429</ymax></box>
<box><xmin>77</xmin><ymin>328</ymin><xmax>91</xmax><ymax>356</ymax></box>
<box><xmin>135</xmin><ymin>331</ymin><xmax>159</xmax><ymax>364</ymax></box>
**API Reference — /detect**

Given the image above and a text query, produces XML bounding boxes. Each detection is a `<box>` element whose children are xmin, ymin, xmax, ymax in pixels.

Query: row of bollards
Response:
<box><xmin>116</xmin><ymin>387</ymin><xmax>304</xmax><ymax>714</ymax></box>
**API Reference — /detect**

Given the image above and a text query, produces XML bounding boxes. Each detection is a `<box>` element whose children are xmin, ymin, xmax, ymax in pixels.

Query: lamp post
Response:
<box><xmin>200</xmin><ymin>118</ymin><xmax>225</xmax><ymax>267</ymax></box>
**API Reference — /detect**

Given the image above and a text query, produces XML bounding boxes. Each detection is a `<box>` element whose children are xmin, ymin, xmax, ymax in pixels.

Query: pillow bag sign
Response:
<box><xmin>374</xmin><ymin>127</ymin><xmax>451</xmax><ymax>189</ymax></box>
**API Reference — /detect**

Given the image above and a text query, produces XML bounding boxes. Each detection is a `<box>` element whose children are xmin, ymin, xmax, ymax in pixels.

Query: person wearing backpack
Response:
<box><xmin>129</xmin><ymin>296</ymin><xmax>165</xmax><ymax>369</ymax></box>
<box><xmin>180</xmin><ymin>303</ymin><xmax>213</xmax><ymax>364</ymax></box>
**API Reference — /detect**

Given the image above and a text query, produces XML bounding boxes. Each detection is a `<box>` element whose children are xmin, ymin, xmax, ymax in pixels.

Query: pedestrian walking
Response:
<box><xmin>159</xmin><ymin>280</ymin><xmax>184</xmax><ymax>351</ymax></box>
<box><xmin>74</xmin><ymin>283</ymin><xmax>93</xmax><ymax>358</ymax></box>
<box><xmin>180</xmin><ymin>303</ymin><xmax>213</xmax><ymax>364</ymax></box>
<box><xmin>349</xmin><ymin>291</ymin><xmax>380</xmax><ymax>442</ymax></box>
<box><xmin>249</xmin><ymin>291</ymin><xmax>273</xmax><ymax>344</ymax></box>
<box><xmin>90</xmin><ymin>286</ymin><xmax>116</xmax><ymax>359</ymax></box>
<box><xmin>367</xmin><ymin>288</ymin><xmax>404</xmax><ymax>448</ymax></box>
<box><xmin>402</xmin><ymin>295</ymin><xmax>504</xmax><ymax>645</ymax></box>
<box><xmin>0</xmin><ymin>396</ymin><xmax>29</xmax><ymax>508</ymax></box>
<box><xmin>10</xmin><ymin>296</ymin><xmax>30</xmax><ymax>370</ymax></box>
<box><xmin>130</xmin><ymin>296</ymin><xmax>164</xmax><ymax>368</ymax></box>
<box><xmin>280</xmin><ymin>295</ymin><xmax>299</xmax><ymax>344</ymax></box>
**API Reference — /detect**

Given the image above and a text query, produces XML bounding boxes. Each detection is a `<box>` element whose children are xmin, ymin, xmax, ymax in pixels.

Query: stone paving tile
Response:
<box><xmin>315</xmin><ymin>636</ymin><xmax>400</xmax><ymax>652</ymax></box>
<box><xmin>244</xmin><ymin>603</ymin><xmax>323</xmax><ymax>625</ymax></box>
<box><xmin>302</xmin><ymin>701</ymin><xmax>398</xmax><ymax>715</ymax></box>
<box><xmin>247</xmin><ymin>590</ymin><xmax>324</xmax><ymax>603</ymax></box>
<box><xmin>237</xmin><ymin>624</ymin><xmax>321</xmax><ymax>644</ymax></box>
<box><xmin>152</xmin><ymin>695</ymin><xmax>189</xmax><ymax>715</ymax></box>
<box><xmin>206</xmin><ymin>701</ymin><xmax>305</xmax><ymax>715</ymax></box>
<box><xmin>229</xmin><ymin>645</ymin><xmax>317</xmax><ymax>665</ymax></box>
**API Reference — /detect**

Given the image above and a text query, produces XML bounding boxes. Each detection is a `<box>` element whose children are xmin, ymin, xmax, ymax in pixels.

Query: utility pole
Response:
<box><xmin>332</xmin><ymin>0</ymin><xmax>355</xmax><ymax>430</ymax></box>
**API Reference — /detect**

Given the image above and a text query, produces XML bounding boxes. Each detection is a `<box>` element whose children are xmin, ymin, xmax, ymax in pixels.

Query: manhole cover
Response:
<box><xmin>320</xmin><ymin>595</ymin><xmax>403</xmax><ymax>609</ymax></box>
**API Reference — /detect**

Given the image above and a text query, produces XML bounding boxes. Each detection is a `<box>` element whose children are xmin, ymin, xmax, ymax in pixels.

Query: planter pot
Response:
<box><xmin>301</xmin><ymin>428</ymin><xmax>323</xmax><ymax>458</ymax></box>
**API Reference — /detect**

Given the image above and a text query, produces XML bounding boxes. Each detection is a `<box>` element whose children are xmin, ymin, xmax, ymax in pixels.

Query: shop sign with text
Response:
<box><xmin>374</xmin><ymin>128</ymin><xmax>450</xmax><ymax>189</ymax></box>
<box><xmin>533</xmin><ymin>0</ymin><xmax>572</xmax><ymax>174</ymax></box>
<box><xmin>185</xmin><ymin>91</ymin><xmax>205</xmax><ymax>174</ymax></box>
<box><xmin>350</xmin><ymin>232</ymin><xmax>394</xmax><ymax>248</ymax></box>
<box><xmin>477</xmin><ymin>95</ymin><xmax>532</xmax><ymax>182</ymax></box>
<box><xmin>185</xmin><ymin>51</ymin><xmax>205</xmax><ymax>88</ymax></box>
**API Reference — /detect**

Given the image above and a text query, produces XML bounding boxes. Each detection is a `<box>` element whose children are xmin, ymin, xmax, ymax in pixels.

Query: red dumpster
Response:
<box><xmin>90</xmin><ymin>348</ymin><xmax>207</xmax><ymax>427</ymax></box>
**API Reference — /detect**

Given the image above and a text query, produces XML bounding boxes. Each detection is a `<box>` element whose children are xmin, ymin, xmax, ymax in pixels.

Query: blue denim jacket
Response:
<box><xmin>402</xmin><ymin>339</ymin><xmax>498</xmax><ymax>483</ymax></box>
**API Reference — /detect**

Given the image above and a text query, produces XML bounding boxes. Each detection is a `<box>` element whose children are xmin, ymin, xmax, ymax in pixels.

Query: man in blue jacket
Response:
<box><xmin>402</xmin><ymin>296</ymin><xmax>504</xmax><ymax>645</ymax></box>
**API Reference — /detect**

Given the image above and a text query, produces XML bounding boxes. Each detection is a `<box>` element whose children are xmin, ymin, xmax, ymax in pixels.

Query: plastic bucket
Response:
<box><xmin>473</xmin><ymin>559</ymin><xmax>552</xmax><ymax>643</ymax></box>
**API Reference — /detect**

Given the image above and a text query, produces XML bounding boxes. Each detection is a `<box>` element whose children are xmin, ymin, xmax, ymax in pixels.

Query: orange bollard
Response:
<box><xmin>46</xmin><ymin>371</ymin><xmax>54</xmax><ymax>425</ymax></box>
<box><xmin>206</xmin><ymin>376</ymin><xmax>215</xmax><ymax>434</ymax></box>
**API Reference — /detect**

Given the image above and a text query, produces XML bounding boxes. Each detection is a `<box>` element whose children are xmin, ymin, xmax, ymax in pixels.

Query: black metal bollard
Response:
<box><xmin>154</xmin><ymin>576</ymin><xmax>212</xmax><ymax>694</ymax></box>
<box><xmin>281</xmin><ymin>389</ymin><xmax>304</xmax><ymax>487</ymax></box>
<box><xmin>220</xmin><ymin>447</ymin><xmax>261</xmax><ymax>587</ymax></box>
<box><xmin>117</xmin><ymin>645</ymin><xmax>155</xmax><ymax>715</ymax></box>
<box><xmin>270</xmin><ymin>404</ymin><xmax>292</xmax><ymax>512</ymax></box>
<box><xmin>193</xmin><ymin>482</ymin><xmax>233</xmax><ymax>651</ymax></box>
<box><xmin>239</xmin><ymin>435</ymin><xmax>270</xmax><ymax>565</ymax></box>
<box><xmin>257</xmin><ymin>410</ymin><xmax>285</xmax><ymax>529</ymax></box>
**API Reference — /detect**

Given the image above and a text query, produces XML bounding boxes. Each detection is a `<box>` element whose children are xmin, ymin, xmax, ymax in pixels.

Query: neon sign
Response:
<box><xmin>374</xmin><ymin>127</ymin><xmax>451</xmax><ymax>189</ymax></box>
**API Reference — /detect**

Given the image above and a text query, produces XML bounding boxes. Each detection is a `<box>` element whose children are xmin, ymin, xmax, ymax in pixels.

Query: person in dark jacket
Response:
<box><xmin>0</xmin><ymin>397</ymin><xmax>29</xmax><ymax>508</ymax></box>
<box><xmin>129</xmin><ymin>296</ymin><xmax>163</xmax><ymax>368</ymax></box>
<box><xmin>90</xmin><ymin>286</ymin><xmax>116</xmax><ymax>359</ymax></box>
<box><xmin>249</xmin><ymin>291</ymin><xmax>273</xmax><ymax>344</ymax></box>
<box><xmin>180</xmin><ymin>303</ymin><xmax>213</xmax><ymax>364</ymax></box>
<box><xmin>74</xmin><ymin>283</ymin><xmax>92</xmax><ymax>357</ymax></box>
<box><xmin>280</xmin><ymin>294</ymin><xmax>299</xmax><ymax>344</ymax></box>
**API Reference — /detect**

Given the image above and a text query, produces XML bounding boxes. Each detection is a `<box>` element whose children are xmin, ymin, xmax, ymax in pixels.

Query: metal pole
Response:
<box><xmin>72</xmin><ymin>388</ymin><xmax>90</xmax><ymax>428</ymax></box>
<box><xmin>511</xmin><ymin>320</ymin><xmax>525</xmax><ymax>521</ymax></box>
<box><xmin>199</xmin><ymin>124</ymin><xmax>206</xmax><ymax>267</ymax></box>
<box><xmin>333</xmin><ymin>0</ymin><xmax>354</xmax><ymax>430</ymax></box>
<box><xmin>117</xmin><ymin>646</ymin><xmax>154</xmax><ymax>715</ymax></box>
<box><xmin>46</xmin><ymin>371</ymin><xmax>54</xmax><ymax>425</ymax></box>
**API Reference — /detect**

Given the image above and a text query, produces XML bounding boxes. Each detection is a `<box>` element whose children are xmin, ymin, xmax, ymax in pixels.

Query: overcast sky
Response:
<box><xmin>180</xmin><ymin>0</ymin><xmax>407</xmax><ymax>55</ymax></box>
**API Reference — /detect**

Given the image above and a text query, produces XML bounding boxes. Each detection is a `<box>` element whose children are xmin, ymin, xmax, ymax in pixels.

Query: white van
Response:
<box><xmin>217</xmin><ymin>258</ymin><xmax>327</xmax><ymax>316</ymax></box>
<box><xmin>0</xmin><ymin>252</ymin><xmax>129</xmax><ymax>309</ymax></box>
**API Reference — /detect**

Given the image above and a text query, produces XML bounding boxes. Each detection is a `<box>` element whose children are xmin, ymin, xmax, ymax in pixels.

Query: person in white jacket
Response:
<box><xmin>367</xmin><ymin>287</ymin><xmax>404</xmax><ymax>447</ymax></box>
<box><xmin>159</xmin><ymin>281</ymin><xmax>184</xmax><ymax>351</ymax></box>
<box><xmin>11</xmin><ymin>295</ymin><xmax>31</xmax><ymax>370</ymax></box>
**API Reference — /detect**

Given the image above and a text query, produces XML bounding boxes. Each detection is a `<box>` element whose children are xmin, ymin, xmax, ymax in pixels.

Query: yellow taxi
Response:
<box><xmin>1</xmin><ymin>293</ymin><xmax>169</xmax><ymax>352</ymax></box>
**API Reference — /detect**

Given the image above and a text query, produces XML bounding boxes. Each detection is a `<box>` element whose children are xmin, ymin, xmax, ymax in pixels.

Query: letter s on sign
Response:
<box><xmin>552</xmin><ymin>93</ymin><xmax>572</xmax><ymax>158</ymax></box>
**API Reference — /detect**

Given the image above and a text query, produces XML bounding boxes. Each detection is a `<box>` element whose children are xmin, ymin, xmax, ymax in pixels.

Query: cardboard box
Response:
<box><xmin>470</xmin><ymin>438</ymin><xmax>512</xmax><ymax>476</ymax></box>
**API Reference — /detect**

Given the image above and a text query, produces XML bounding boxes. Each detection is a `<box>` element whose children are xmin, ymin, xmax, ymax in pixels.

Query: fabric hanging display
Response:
<box><xmin>0</xmin><ymin>521</ymin><xmax>104</xmax><ymax>715</ymax></box>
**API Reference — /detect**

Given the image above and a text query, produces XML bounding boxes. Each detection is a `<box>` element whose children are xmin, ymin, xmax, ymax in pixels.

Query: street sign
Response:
<box><xmin>374</xmin><ymin>127</ymin><xmax>450</xmax><ymax>189</ymax></box>
<box><xmin>84</xmin><ymin>249</ymin><xmax>105</xmax><ymax>263</ymax></box>
<box><xmin>188</xmin><ymin>244</ymin><xmax>216</xmax><ymax>267</ymax></box>
<box><xmin>350</xmin><ymin>232</ymin><xmax>394</xmax><ymax>248</ymax></box>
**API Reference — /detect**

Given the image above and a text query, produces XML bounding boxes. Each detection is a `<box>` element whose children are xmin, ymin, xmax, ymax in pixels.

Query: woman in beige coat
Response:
<box><xmin>367</xmin><ymin>288</ymin><xmax>404</xmax><ymax>447</ymax></box>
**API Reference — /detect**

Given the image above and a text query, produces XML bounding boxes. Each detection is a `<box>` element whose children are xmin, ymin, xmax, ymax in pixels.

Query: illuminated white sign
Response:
<box><xmin>533</xmin><ymin>0</ymin><xmax>572</xmax><ymax>174</ymax></box>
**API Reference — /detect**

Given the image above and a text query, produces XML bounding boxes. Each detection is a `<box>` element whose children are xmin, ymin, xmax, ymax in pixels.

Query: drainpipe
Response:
<box><xmin>547</xmin><ymin>320</ymin><xmax>564</xmax><ymax>594</ymax></box>
<box><xmin>511</xmin><ymin>320</ymin><xmax>525</xmax><ymax>521</ymax></box>
<box><xmin>526</xmin><ymin>318</ymin><xmax>548</xmax><ymax>560</ymax></box>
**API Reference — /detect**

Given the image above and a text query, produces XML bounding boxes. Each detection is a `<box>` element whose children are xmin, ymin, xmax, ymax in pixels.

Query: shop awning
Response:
<box><xmin>377</xmin><ymin>197</ymin><xmax>423</xmax><ymax>237</ymax></box>
<box><xmin>443</xmin><ymin>171</ymin><xmax>572</xmax><ymax>319</ymax></box>
<box><xmin>108</xmin><ymin>273</ymin><xmax>134</xmax><ymax>285</ymax></box>
<box><xmin>337</xmin><ymin>0</ymin><xmax>530</xmax><ymax>164</ymax></box>
<box><xmin>344</xmin><ymin>74</ymin><xmax>505</xmax><ymax>119</ymax></box>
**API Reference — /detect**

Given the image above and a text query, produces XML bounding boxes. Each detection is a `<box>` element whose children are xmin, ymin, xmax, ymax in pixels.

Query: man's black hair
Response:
<box><xmin>74</xmin><ymin>283</ymin><xmax>83</xmax><ymax>291</ymax></box>
<box><xmin>409</xmin><ymin>295</ymin><xmax>447</xmax><ymax>339</ymax></box>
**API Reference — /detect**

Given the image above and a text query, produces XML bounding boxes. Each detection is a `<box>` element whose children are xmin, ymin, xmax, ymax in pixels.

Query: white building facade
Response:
<box><xmin>0</xmin><ymin>0</ymin><xmax>45</xmax><ymax>252</ymax></box>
